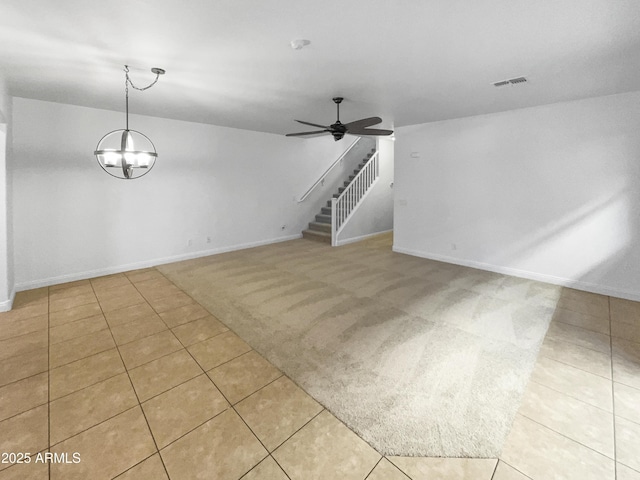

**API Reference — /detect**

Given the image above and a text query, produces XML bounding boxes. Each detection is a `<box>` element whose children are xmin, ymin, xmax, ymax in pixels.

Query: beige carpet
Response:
<box><xmin>159</xmin><ymin>233</ymin><xmax>561</xmax><ymax>457</ymax></box>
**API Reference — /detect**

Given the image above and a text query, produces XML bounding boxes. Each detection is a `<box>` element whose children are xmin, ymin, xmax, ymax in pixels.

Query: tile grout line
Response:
<box><xmin>517</xmin><ymin>411</ymin><xmax>615</xmax><ymax>461</ymax></box>
<box><xmin>117</xmin><ymin>328</ymin><xmax>241</xmax><ymax>375</ymax></box>
<box><xmin>609</xmin><ymin>296</ymin><xmax>617</xmax><ymax>479</ymax></box>
<box><xmin>0</xmin><ymin>366</ymin><xmax>49</xmax><ymax>391</ymax></box>
<box><xmin>0</xmin><ymin>400</ymin><xmax>49</xmax><ymax>424</ymax></box>
<box><xmin>49</xmin><ymin>312</ymin><xmax>103</xmax><ymax>332</ymax></box>
<box><xmin>48</xmin><ymin>299</ymin><xmax>97</xmax><ymax>316</ymax></box>
<box><xmin>385</xmin><ymin>457</ymin><xmax>412</xmax><ymax>478</ymax></box>
<box><xmin>0</xmin><ymin>322</ymin><xmax>48</xmax><ymax>344</ymax></box>
<box><xmin>489</xmin><ymin>459</ymin><xmax>499</xmax><ymax>480</ymax></box>
<box><xmin>48</xmin><ymin>405</ymin><xmax>140</xmax><ymax>450</ymax></box>
<box><xmin>550</xmin><ymin>317</ymin><xmax>611</xmax><ymax>339</ymax></box>
<box><xmin>381</xmin><ymin>456</ymin><xmax>414</xmax><ymax>480</ymax></box>
<box><xmin>251</xmin><ymin>409</ymin><xmax>330</xmax><ymax>480</ymax></box>
<box><xmin>88</xmin><ymin>279</ymin><xmax>173</xmax><ymax>480</ymax></box>
<box><xmin>49</xmin><ymin>368</ymin><xmax>123</xmax><ymax>403</ymax></box>
<box><xmin>49</xmin><ymin>341</ymin><xmax>115</xmax><ymax>370</ymax></box>
<box><xmin>363</xmin><ymin>457</ymin><xmax>384</xmax><ymax>480</ymax></box>
<box><xmin>237</xmin><ymin>456</ymin><xmax>286</xmax><ymax>480</ymax></box>
<box><xmin>495</xmin><ymin>460</ymin><xmax>534</xmax><ymax>480</ymax></box>
<box><xmin>267</xmin><ymin>455</ymin><xmax>293</xmax><ymax>480</ymax></box>
<box><xmin>526</xmin><ymin>378</ymin><xmax>613</xmax><ymax>415</ymax></box>
<box><xmin>154</xmin><ymin>407</ymin><xmax>230</xmax><ymax>452</ymax></box>
<box><xmin>618</xmin><ymin>461</ymin><xmax>640</xmax><ymax>476</ymax></box>
<box><xmin>545</xmin><ymin>324</ymin><xmax>612</xmax><ymax>353</ymax></box>
<box><xmin>110</xmin><ymin>452</ymin><xmax>158</xmax><ymax>479</ymax></box>
<box><xmin>131</xmin><ymin>370</ymin><xmax>206</xmax><ymax>405</ymax></box>
<box><xmin>536</xmin><ymin>352</ymin><xmax>613</xmax><ymax>381</ymax></box>
<box><xmin>49</xmin><ymin>323</ymin><xmax>111</xmax><ymax>348</ymax></box>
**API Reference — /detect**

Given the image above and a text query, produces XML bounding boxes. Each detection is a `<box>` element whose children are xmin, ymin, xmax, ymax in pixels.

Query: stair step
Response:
<box><xmin>308</xmin><ymin>221</ymin><xmax>331</xmax><ymax>233</ymax></box>
<box><xmin>304</xmin><ymin>148</ymin><xmax>377</xmax><ymax>244</ymax></box>
<box><xmin>315</xmin><ymin>214</ymin><xmax>331</xmax><ymax>224</ymax></box>
<box><xmin>302</xmin><ymin>229</ymin><xmax>331</xmax><ymax>243</ymax></box>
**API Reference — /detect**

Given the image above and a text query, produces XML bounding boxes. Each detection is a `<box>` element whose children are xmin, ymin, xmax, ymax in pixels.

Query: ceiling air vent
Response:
<box><xmin>509</xmin><ymin>76</ymin><xmax>527</xmax><ymax>85</ymax></box>
<box><xmin>493</xmin><ymin>76</ymin><xmax>528</xmax><ymax>87</ymax></box>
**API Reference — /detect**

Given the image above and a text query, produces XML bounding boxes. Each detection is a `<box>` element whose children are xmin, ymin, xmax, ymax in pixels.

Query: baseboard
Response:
<box><xmin>0</xmin><ymin>288</ymin><xmax>15</xmax><ymax>312</ymax></box>
<box><xmin>336</xmin><ymin>229</ymin><xmax>393</xmax><ymax>246</ymax></box>
<box><xmin>392</xmin><ymin>246</ymin><xmax>640</xmax><ymax>302</ymax></box>
<box><xmin>15</xmin><ymin>234</ymin><xmax>303</xmax><ymax>292</ymax></box>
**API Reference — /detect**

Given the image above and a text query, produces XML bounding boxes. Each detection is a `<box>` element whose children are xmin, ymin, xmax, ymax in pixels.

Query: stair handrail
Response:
<box><xmin>331</xmin><ymin>149</ymin><xmax>379</xmax><ymax>245</ymax></box>
<box><xmin>297</xmin><ymin>137</ymin><xmax>361</xmax><ymax>203</ymax></box>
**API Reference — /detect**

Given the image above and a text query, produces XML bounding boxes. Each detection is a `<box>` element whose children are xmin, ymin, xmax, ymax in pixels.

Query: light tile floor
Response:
<box><xmin>0</xmin><ymin>266</ymin><xmax>639</xmax><ymax>479</ymax></box>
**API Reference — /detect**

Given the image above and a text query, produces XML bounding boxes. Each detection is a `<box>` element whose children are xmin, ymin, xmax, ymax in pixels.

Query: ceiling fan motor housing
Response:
<box><xmin>331</xmin><ymin>120</ymin><xmax>346</xmax><ymax>141</ymax></box>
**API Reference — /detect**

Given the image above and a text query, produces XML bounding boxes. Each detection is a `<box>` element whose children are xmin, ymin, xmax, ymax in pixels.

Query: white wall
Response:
<box><xmin>394</xmin><ymin>90</ymin><xmax>640</xmax><ymax>301</ymax></box>
<box><xmin>0</xmin><ymin>76</ymin><xmax>14</xmax><ymax>311</ymax></box>
<box><xmin>12</xmin><ymin>98</ymin><xmax>350</xmax><ymax>289</ymax></box>
<box><xmin>337</xmin><ymin>137</ymin><xmax>394</xmax><ymax>244</ymax></box>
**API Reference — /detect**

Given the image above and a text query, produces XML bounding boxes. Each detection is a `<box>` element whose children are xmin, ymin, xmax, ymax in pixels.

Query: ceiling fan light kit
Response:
<box><xmin>94</xmin><ymin>65</ymin><xmax>165</xmax><ymax>180</ymax></box>
<box><xmin>286</xmin><ymin>97</ymin><xmax>393</xmax><ymax>141</ymax></box>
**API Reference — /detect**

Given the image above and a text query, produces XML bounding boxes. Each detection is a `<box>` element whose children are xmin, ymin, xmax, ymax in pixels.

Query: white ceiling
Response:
<box><xmin>1</xmin><ymin>0</ymin><xmax>639</xmax><ymax>135</ymax></box>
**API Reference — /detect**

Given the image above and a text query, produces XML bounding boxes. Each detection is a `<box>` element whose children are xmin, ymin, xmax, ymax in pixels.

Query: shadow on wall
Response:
<box><xmin>485</xmin><ymin>187</ymin><xmax>637</xmax><ymax>297</ymax></box>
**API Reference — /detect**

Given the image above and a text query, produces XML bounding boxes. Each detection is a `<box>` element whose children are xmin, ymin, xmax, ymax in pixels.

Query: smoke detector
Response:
<box><xmin>290</xmin><ymin>39</ymin><xmax>311</xmax><ymax>50</ymax></box>
<box><xmin>493</xmin><ymin>76</ymin><xmax>528</xmax><ymax>87</ymax></box>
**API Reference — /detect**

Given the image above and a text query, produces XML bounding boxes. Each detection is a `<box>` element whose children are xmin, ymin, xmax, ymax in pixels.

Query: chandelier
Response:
<box><xmin>94</xmin><ymin>65</ymin><xmax>165</xmax><ymax>179</ymax></box>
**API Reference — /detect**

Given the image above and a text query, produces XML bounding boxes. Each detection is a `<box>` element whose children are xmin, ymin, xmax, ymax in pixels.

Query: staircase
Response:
<box><xmin>302</xmin><ymin>147</ymin><xmax>377</xmax><ymax>243</ymax></box>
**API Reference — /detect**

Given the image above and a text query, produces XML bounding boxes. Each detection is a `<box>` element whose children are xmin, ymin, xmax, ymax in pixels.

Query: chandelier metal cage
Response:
<box><xmin>94</xmin><ymin>65</ymin><xmax>165</xmax><ymax>179</ymax></box>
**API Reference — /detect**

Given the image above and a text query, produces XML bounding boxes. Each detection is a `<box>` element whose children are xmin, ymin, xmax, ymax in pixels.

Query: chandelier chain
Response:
<box><xmin>124</xmin><ymin>65</ymin><xmax>161</xmax><ymax>91</ymax></box>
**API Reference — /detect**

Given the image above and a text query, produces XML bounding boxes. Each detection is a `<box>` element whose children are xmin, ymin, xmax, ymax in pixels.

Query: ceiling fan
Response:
<box><xmin>286</xmin><ymin>97</ymin><xmax>393</xmax><ymax>141</ymax></box>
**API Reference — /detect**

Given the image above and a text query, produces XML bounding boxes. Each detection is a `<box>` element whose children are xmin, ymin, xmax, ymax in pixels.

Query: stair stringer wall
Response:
<box><xmin>335</xmin><ymin>137</ymin><xmax>394</xmax><ymax>245</ymax></box>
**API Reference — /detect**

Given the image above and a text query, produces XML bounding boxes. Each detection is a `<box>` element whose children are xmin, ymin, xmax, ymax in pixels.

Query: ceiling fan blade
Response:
<box><xmin>285</xmin><ymin>130</ymin><xmax>330</xmax><ymax>137</ymax></box>
<box><xmin>344</xmin><ymin>117</ymin><xmax>382</xmax><ymax>130</ymax></box>
<box><xmin>295</xmin><ymin>120</ymin><xmax>330</xmax><ymax>129</ymax></box>
<box><xmin>348</xmin><ymin>128</ymin><xmax>394</xmax><ymax>136</ymax></box>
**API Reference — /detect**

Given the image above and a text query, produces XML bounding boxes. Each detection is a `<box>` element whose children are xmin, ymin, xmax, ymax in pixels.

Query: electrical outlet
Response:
<box><xmin>187</xmin><ymin>239</ymin><xmax>193</xmax><ymax>246</ymax></box>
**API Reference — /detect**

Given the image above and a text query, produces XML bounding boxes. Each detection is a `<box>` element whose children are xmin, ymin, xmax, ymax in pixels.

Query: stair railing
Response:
<box><xmin>331</xmin><ymin>149</ymin><xmax>379</xmax><ymax>246</ymax></box>
<box><xmin>297</xmin><ymin>137</ymin><xmax>361</xmax><ymax>203</ymax></box>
